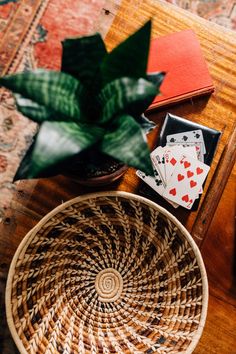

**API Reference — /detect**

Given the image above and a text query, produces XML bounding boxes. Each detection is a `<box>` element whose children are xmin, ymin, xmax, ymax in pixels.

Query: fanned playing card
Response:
<box><xmin>162</xmin><ymin>155</ymin><xmax>210</xmax><ymax>209</ymax></box>
<box><xmin>150</xmin><ymin>146</ymin><xmax>166</xmax><ymax>186</ymax></box>
<box><xmin>137</xmin><ymin>142</ymin><xmax>210</xmax><ymax>209</ymax></box>
<box><xmin>167</xmin><ymin>141</ymin><xmax>204</xmax><ymax>162</ymax></box>
<box><xmin>166</xmin><ymin>129</ymin><xmax>206</xmax><ymax>153</ymax></box>
<box><xmin>136</xmin><ymin>113</ymin><xmax>219</xmax><ymax>210</ymax></box>
<box><xmin>136</xmin><ymin>169</ymin><xmax>178</xmax><ymax>208</ymax></box>
<box><xmin>157</xmin><ymin>113</ymin><xmax>221</xmax><ymax>166</ymax></box>
<box><xmin>163</xmin><ymin>145</ymin><xmax>197</xmax><ymax>183</ymax></box>
<box><xmin>156</xmin><ymin>113</ymin><xmax>221</xmax><ymax>210</ymax></box>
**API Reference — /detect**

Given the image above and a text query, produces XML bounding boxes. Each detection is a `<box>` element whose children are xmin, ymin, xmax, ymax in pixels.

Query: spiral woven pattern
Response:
<box><xmin>6</xmin><ymin>192</ymin><xmax>208</xmax><ymax>354</ymax></box>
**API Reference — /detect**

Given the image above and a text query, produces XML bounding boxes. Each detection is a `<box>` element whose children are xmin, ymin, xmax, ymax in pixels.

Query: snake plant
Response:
<box><xmin>0</xmin><ymin>20</ymin><xmax>165</xmax><ymax>179</ymax></box>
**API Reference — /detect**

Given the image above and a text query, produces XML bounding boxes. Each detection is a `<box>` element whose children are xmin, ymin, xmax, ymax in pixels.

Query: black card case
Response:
<box><xmin>158</xmin><ymin>113</ymin><xmax>221</xmax><ymax>165</ymax></box>
<box><xmin>157</xmin><ymin>113</ymin><xmax>221</xmax><ymax>210</ymax></box>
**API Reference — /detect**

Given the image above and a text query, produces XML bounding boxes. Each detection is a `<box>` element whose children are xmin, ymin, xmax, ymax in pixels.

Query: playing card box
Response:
<box><xmin>157</xmin><ymin>113</ymin><xmax>221</xmax><ymax>210</ymax></box>
<box><xmin>158</xmin><ymin>113</ymin><xmax>221</xmax><ymax>167</ymax></box>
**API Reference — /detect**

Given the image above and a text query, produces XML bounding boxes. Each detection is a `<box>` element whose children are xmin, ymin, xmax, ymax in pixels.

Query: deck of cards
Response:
<box><xmin>137</xmin><ymin>129</ymin><xmax>210</xmax><ymax>209</ymax></box>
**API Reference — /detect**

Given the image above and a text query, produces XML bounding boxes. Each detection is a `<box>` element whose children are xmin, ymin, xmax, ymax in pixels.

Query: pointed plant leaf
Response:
<box><xmin>135</xmin><ymin>114</ymin><xmax>156</xmax><ymax>134</ymax></box>
<box><xmin>0</xmin><ymin>69</ymin><xmax>83</xmax><ymax>121</ymax></box>
<box><xmin>100</xmin><ymin>20</ymin><xmax>152</xmax><ymax>85</ymax></box>
<box><xmin>99</xmin><ymin>113</ymin><xmax>153</xmax><ymax>175</ymax></box>
<box><xmin>14</xmin><ymin>138</ymin><xmax>36</xmax><ymax>181</ymax></box>
<box><xmin>14</xmin><ymin>94</ymin><xmax>68</xmax><ymax>122</ymax></box>
<box><xmin>146</xmin><ymin>71</ymin><xmax>166</xmax><ymax>92</ymax></box>
<box><xmin>61</xmin><ymin>33</ymin><xmax>107</xmax><ymax>89</ymax></box>
<box><xmin>16</xmin><ymin>121</ymin><xmax>105</xmax><ymax>179</ymax></box>
<box><xmin>98</xmin><ymin>77</ymin><xmax>157</xmax><ymax>124</ymax></box>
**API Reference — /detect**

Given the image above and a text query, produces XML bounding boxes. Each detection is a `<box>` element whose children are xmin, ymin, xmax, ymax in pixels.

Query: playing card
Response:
<box><xmin>136</xmin><ymin>169</ymin><xmax>164</xmax><ymax>194</ymax></box>
<box><xmin>136</xmin><ymin>169</ymin><xmax>179</xmax><ymax>208</ymax></box>
<box><xmin>182</xmin><ymin>146</ymin><xmax>198</xmax><ymax>160</ymax></box>
<box><xmin>150</xmin><ymin>146</ymin><xmax>166</xmax><ymax>186</ymax></box>
<box><xmin>166</xmin><ymin>141</ymin><xmax>204</xmax><ymax>162</ymax></box>
<box><xmin>162</xmin><ymin>155</ymin><xmax>210</xmax><ymax>209</ymax></box>
<box><xmin>163</xmin><ymin>145</ymin><xmax>198</xmax><ymax>184</ymax></box>
<box><xmin>163</xmin><ymin>145</ymin><xmax>183</xmax><ymax>183</ymax></box>
<box><xmin>166</xmin><ymin>129</ymin><xmax>206</xmax><ymax>154</ymax></box>
<box><xmin>182</xmin><ymin>146</ymin><xmax>204</xmax><ymax>197</ymax></box>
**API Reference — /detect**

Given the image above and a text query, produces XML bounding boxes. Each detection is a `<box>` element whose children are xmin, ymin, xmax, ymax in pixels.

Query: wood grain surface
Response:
<box><xmin>101</xmin><ymin>0</ymin><xmax>236</xmax><ymax>245</ymax></box>
<box><xmin>100</xmin><ymin>1</ymin><xmax>236</xmax><ymax>352</ymax></box>
<box><xmin>0</xmin><ymin>0</ymin><xmax>235</xmax><ymax>352</ymax></box>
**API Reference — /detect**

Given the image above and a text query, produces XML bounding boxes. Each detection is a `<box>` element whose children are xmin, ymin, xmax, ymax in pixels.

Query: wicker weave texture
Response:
<box><xmin>6</xmin><ymin>192</ymin><xmax>208</xmax><ymax>353</ymax></box>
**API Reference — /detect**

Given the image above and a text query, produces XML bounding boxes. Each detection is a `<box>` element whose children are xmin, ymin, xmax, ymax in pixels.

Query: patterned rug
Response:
<box><xmin>167</xmin><ymin>0</ymin><xmax>236</xmax><ymax>30</ymax></box>
<box><xmin>0</xmin><ymin>0</ymin><xmax>235</xmax><ymax>219</ymax></box>
<box><xmin>0</xmin><ymin>0</ymin><xmax>106</xmax><ymax>220</ymax></box>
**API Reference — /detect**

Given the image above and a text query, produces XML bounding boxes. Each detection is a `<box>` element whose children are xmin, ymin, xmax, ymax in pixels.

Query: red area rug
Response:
<box><xmin>0</xmin><ymin>0</ymin><xmax>235</xmax><ymax>217</ymax></box>
<box><xmin>0</xmin><ymin>0</ymin><xmax>106</xmax><ymax>218</ymax></box>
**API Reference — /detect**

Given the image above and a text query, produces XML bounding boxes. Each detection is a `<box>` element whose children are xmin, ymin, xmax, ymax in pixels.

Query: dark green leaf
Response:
<box><xmin>0</xmin><ymin>69</ymin><xmax>82</xmax><ymax>121</ymax></box>
<box><xmin>135</xmin><ymin>114</ymin><xmax>156</xmax><ymax>134</ymax></box>
<box><xmin>61</xmin><ymin>33</ymin><xmax>107</xmax><ymax>89</ymax></box>
<box><xmin>98</xmin><ymin>77</ymin><xmax>157</xmax><ymax>123</ymax></box>
<box><xmin>99</xmin><ymin>113</ymin><xmax>153</xmax><ymax>175</ymax></box>
<box><xmin>146</xmin><ymin>71</ymin><xmax>166</xmax><ymax>92</ymax></box>
<box><xmin>14</xmin><ymin>94</ymin><xmax>68</xmax><ymax>122</ymax></box>
<box><xmin>100</xmin><ymin>20</ymin><xmax>152</xmax><ymax>85</ymax></box>
<box><xmin>16</xmin><ymin>121</ymin><xmax>105</xmax><ymax>179</ymax></box>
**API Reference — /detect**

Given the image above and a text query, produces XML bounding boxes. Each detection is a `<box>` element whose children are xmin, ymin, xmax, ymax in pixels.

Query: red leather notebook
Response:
<box><xmin>146</xmin><ymin>30</ymin><xmax>214</xmax><ymax>111</ymax></box>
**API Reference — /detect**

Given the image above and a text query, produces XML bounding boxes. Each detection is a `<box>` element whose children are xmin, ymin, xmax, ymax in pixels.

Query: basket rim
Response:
<box><xmin>6</xmin><ymin>191</ymin><xmax>208</xmax><ymax>354</ymax></box>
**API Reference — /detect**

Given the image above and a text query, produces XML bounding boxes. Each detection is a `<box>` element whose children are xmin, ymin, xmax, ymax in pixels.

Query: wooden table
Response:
<box><xmin>97</xmin><ymin>0</ymin><xmax>236</xmax><ymax>246</ymax></box>
<box><xmin>0</xmin><ymin>0</ymin><xmax>236</xmax><ymax>352</ymax></box>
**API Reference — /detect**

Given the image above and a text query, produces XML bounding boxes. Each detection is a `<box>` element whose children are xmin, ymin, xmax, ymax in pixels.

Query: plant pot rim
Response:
<box><xmin>73</xmin><ymin>164</ymin><xmax>128</xmax><ymax>187</ymax></box>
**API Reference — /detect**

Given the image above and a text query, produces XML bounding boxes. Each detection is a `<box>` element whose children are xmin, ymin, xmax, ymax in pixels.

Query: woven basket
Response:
<box><xmin>6</xmin><ymin>191</ymin><xmax>208</xmax><ymax>354</ymax></box>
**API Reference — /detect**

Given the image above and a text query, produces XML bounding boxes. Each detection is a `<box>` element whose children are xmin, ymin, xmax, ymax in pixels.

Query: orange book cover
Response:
<box><xmin>146</xmin><ymin>29</ymin><xmax>214</xmax><ymax>111</ymax></box>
